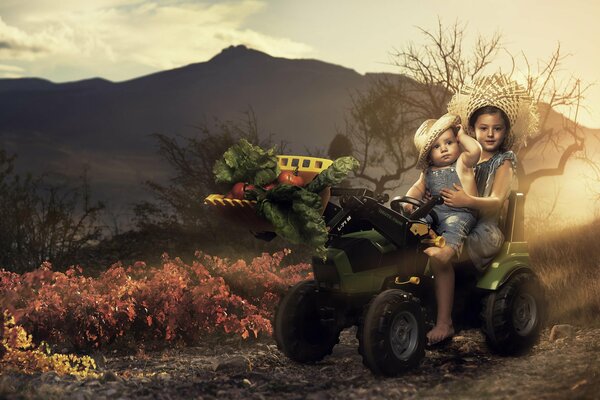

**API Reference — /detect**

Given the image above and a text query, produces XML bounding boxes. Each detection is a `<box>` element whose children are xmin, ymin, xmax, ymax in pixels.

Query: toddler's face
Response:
<box><xmin>429</xmin><ymin>129</ymin><xmax>459</xmax><ymax>167</ymax></box>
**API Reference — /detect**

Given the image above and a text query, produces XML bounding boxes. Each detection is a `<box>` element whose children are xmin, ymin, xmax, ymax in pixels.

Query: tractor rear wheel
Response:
<box><xmin>274</xmin><ymin>280</ymin><xmax>339</xmax><ymax>363</ymax></box>
<box><xmin>360</xmin><ymin>289</ymin><xmax>425</xmax><ymax>376</ymax></box>
<box><xmin>481</xmin><ymin>271</ymin><xmax>546</xmax><ymax>355</ymax></box>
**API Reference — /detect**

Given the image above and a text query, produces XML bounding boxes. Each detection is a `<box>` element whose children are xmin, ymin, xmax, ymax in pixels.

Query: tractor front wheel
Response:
<box><xmin>481</xmin><ymin>271</ymin><xmax>546</xmax><ymax>355</ymax></box>
<box><xmin>274</xmin><ymin>280</ymin><xmax>339</xmax><ymax>363</ymax></box>
<box><xmin>360</xmin><ymin>289</ymin><xmax>425</xmax><ymax>376</ymax></box>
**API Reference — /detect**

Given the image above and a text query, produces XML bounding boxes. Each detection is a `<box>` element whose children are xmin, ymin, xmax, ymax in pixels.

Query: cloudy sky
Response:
<box><xmin>1</xmin><ymin>0</ymin><xmax>599</xmax><ymax>127</ymax></box>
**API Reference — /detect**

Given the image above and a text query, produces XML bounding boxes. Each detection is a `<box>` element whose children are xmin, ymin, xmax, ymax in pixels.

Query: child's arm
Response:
<box><xmin>456</xmin><ymin>125</ymin><xmax>482</xmax><ymax>169</ymax></box>
<box><xmin>404</xmin><ymin>172</ymin><xmax>426</xmax><ymax>212</ymax></box>
<box><xmin>441</xmin><ymin>160</ymin><xmax>513</xmax><ymax>213</ymax></box>
<box><xmin>455</xmin><ymin>124</ymin><xmax>481</xmax><ymax>198</ymax></box>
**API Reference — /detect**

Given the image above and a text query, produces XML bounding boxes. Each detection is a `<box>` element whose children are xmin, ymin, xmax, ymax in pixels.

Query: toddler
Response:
<box><xmin>405</xmin><ymin>113</ymin><xmax>481</xmax><ymax>344</ymax></box>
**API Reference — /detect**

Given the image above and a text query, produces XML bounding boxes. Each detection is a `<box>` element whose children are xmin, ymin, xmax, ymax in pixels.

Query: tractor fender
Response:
<box><xmin>476</xmin><ymin>261</ymin><xmax>532</xmax><ymax>291</ymax></box>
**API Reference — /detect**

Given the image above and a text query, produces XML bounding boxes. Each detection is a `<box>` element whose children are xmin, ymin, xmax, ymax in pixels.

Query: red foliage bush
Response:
<box><xmin>0</xmin><ymin>250</ymin><xmax>311</xmax><ymax>350</ymax></box>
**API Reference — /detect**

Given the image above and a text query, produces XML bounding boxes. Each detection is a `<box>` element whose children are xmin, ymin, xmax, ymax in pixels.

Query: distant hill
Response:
<box><xmin>0</xmin><ymin>45</ymin><xmax>598</xmax><ymax>227</ymax></box>
<box><xmin>0</xmin><ymin>45</ymin><xmax>387</xmax><ymax>220</ymax></box>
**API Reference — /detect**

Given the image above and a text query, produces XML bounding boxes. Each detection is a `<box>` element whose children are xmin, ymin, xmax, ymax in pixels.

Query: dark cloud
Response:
<box><xmin>0</xmin><ymin>40</ymin><xmax>45</xmax><ymax>53</ymax></box>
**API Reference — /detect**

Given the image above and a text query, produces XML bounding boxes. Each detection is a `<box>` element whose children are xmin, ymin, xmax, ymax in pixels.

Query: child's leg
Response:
<box><xmin>424</xmin><ymin>211</ymin><xmax>475</xmax><ymax>344</ymax></box>
<box><xmin>424</xmin><ymin>247</ymin><xmax>456</xmax><ymax>344</ymax></box>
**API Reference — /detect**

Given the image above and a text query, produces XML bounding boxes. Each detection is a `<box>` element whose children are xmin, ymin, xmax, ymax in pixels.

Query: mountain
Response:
<box><xmin>0</xmin><ymin>45</ymin><xmax>598</xmax><ymax>227</ymax></box>
<box><xmin>0</xmin><ymin>45</ymin><xmax>384</xmax><ymax>220</ymax></box>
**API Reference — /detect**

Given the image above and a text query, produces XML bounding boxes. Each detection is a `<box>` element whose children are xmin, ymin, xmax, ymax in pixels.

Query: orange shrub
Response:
<box><xmin>0</xmin><ymin>250</ymin><xmax>311</xmax><ymax>350</ymax></box>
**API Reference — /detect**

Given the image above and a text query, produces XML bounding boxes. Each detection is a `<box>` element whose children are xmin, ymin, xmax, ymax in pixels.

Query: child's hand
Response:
<box><xmin>422</xmin><ymin>189</ymin><xmax>432</xmax><ymax>203</ymax></box>
<box><xmin>455</xmin><ymin>124</ymin><xmax>466</xmax><ymax>140</ymax></box>
<box><xmin>440</xmin><ymin>184</ymin><xmax>471</xmax><ymax>208</ymax></box>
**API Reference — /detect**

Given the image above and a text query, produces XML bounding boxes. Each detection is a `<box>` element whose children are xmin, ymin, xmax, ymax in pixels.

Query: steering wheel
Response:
<box><xmin>390</xmin><ymin>195</ymin><xmax>441</xmax><ymax>227</ymax></box>
<box><xmin>390</xmin><ymin>195</ymin><xmax>424</xmax><ymax>213</ymax></box>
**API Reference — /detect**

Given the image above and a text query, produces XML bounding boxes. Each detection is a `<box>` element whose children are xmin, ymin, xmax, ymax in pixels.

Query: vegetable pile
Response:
<box><xmin>212</xmin><ymin>139</ymin><xmax>359</xmax><ymax>255</ymax></box>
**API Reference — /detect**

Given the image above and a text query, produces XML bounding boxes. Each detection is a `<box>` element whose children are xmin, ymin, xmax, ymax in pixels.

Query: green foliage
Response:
<box><xmin>306</xmin><ymin>156</ymin><xmax>360</xmax><ymax>193</ymax></box>
<box><xmin>213</xmin><ymin>138</ymin><xmax>280</xmax><ymax>186</ymax></box>
<box><xmin>254</xmin><ymin>157</ymin><xmax>360</xmax><ymax>256</ymax></box>
<box><xmin>256</xmin><ymin>186</ymin><xmax>327</xmax><ymax>255</ymax></box>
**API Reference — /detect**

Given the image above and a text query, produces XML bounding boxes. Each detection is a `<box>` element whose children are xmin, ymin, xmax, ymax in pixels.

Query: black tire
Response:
<box><xmin>481</xmin><ymin>271</ymin><xmax>546</xmax><ymax>355</ymax></box>
<box><xmin>360</xmin><ymin>289</ymin><xmax>426</xmax><ymax>376</ymax></box>
<box><xmin>274</xmin><ymin>280</ymin><xmax>339</xmax><ymax>363</ymax></box>
<box><xmin>356</xmin><ymin>300</ymin><xmax>371</xmax><ymax>357</ymax></box>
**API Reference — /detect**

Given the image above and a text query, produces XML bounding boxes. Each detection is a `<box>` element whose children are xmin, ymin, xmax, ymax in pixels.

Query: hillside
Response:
<box><xmin>0</xmin><ymin>46</ymin><xmax>383</xmax><ymax>217</ymax></box>
<box><xmin>0</xmin><ymin>45</ymin><xmax>597</xmax><ymax>225</ymax></box>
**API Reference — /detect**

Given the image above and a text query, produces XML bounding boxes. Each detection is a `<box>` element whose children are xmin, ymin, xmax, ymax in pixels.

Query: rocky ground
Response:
<box><xmin>1</xmin><ymin>325</ymin><xmax>599</xmax><ymax>400</ymax></box>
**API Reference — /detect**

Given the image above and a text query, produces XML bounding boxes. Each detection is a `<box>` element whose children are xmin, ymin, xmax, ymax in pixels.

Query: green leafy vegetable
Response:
<box><xmin>253</xmin><ymin>157</ymin><xmax>359</xmax><ymax>256</ymax></box>
<box><xmin>213</xmin><ymin>139</ymin><xmax>280</xmax><ymax>186</ymax></box>
<box><xmin>255</xmin><ymin>185</ymin><xmax>328</xmax><ymax>256</ymax></box>
<box><xmin>306</xmin><ymin>156</ymin><xmax>360</xmax><ymax>193</ymax></box>
<box><xmin>213</xmin><ymin>139</ymin><xmax>360</xmax><ymax>256</ymax></box>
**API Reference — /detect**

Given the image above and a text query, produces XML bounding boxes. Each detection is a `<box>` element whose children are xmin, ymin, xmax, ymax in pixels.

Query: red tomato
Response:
<box><xmin>231</xmin><ymin>182</ymin><xmax>257</xmax><ymax>199</ymax></box>
<box><xmin>263</xmin><ymin>182</ymin><xmax>277</xmax><ymax>191</ymax></box>
<box><xmin>277</xmin><ymin>170</ymin><xmax>304</xmax><ymax>186</ymax></box>
<box><xmin>231</xmin><ymin>182</ymin><xmax>246</xmax><ymax>199</ymax></box>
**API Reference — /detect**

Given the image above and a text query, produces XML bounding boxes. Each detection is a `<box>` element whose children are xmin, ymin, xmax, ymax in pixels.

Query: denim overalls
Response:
<box><xmin>424</xmin><ymin>163</ymin><xmax>476</xmax><ymax>255</ymax></box>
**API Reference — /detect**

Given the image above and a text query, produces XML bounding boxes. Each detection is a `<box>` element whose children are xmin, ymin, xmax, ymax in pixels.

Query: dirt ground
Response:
<box><xmin>1</xmin><ymin>325</ymin><xmax>599</xmax><ymax>400</ymax></box>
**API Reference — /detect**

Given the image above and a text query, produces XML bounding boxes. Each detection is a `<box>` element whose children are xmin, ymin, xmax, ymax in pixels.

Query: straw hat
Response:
<box><xmin>447</xmin><ymin>74</ymin><xmax>539</xmax><ymax>150</ymax></box>
<box><xmin>414</xmin><ymin>113</ymin><xmax>460</xmax><ymax>170</ymax></box>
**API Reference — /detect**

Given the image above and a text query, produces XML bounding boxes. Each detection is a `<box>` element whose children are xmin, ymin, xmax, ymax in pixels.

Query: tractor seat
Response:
<box><xmin>454</xmin><ymin>191</ymin><xmax>525</xmax><ymax>276</ymax></box>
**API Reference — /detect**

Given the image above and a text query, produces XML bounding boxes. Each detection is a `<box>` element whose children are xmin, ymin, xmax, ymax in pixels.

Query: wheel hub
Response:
<box><xmin>513</xmin><ymin>293</ymin><xmax>538</xmax><ymax>336</ymax></box>
<box><xmin>389</xmin><ymin>311</ymin><xmax>418</xmax><ymax>360</ymax></box>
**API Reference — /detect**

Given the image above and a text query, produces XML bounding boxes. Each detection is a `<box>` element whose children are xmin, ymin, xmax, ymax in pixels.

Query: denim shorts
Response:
<box><xmin>429</xmin><ymin>205</ymin><xmax>477</xmax><ymax>256</ymax></box>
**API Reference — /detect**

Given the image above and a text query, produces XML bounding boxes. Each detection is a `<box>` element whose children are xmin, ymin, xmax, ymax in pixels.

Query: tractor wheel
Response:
<box><xmin>360</xmin><ymin>289</ymin><xmax>425</xmax><ymax>376</ymax></box>
<box><xmin>481</xmin><ymin>271</ymin><xmax>546</xmax><ymax>355</ymax></box>
<box><xmin>274</xmin><ymin>280</ymin><xmax>339</xmax><ymax>363</ymax></box>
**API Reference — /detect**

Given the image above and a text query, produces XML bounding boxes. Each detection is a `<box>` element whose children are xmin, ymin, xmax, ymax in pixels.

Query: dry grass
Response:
<box><xmin>529</xmin><ymin>218</ymin><xmax>600</xmax><ymax>326</ymax></box>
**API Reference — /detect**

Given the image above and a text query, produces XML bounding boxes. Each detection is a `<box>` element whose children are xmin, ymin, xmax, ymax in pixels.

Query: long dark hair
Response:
<box><xmin>468</xmin><ymin>106</ymin><xmax>512</xmax><ymax>151</ymax></box>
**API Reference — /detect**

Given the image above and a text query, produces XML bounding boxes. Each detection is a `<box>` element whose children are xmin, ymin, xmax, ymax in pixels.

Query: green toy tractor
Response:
<box><xmin>274</xmin><ymin>188</ymin><xmax>546</xmax><ymax>376</ymax></box>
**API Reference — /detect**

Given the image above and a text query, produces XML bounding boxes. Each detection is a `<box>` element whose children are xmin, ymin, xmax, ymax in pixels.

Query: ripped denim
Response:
<box><xmin>428</xmin><ymin>205</ymin><xmax>477</xmax><ymax>256</ymax></box>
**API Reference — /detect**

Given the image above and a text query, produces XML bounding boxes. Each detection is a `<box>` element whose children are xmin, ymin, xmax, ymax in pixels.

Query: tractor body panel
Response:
<box><xmin>313</xmin><ymin>229</ymin><xmax>429</xmax><ymax>294</ymax></box>
<box><xmin>476</xmin><ymin>241</ymin><xmax>531</xmax><ymax>290</ymax></box>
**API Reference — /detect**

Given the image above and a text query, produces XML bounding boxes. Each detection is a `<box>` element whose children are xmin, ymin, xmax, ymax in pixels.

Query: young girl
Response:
<box><xmin>443</xmin><ymin>74</ymin><xmax>539</xmax><ymax>270</ymax></box>
<box><xmin>405</xmin><ymin>113</ymin><xmax>482</xmax><ymax>345</ymax></box>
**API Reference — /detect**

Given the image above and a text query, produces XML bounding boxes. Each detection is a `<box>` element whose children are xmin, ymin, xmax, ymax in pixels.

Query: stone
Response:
<box><xmin>215</xmin><ymin>356</ymin><xmax>250</xmax><ymax>372</ymax></box>
<box><xmin>549</xmin><ymin>324</ymin><xmax>575</xmax><ymax>342</ymax></box>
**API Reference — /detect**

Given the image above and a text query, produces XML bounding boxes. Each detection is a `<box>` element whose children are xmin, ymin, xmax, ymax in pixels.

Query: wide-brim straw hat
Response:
<box><xmin>414</xmin><ymin>113</ymin><xmax>460</xmax><ymax>170</ymax></box>
<box><xmin>447</xmin><ymin>74</ymin><xmax>539</xmax><ymax>150</ymax></box>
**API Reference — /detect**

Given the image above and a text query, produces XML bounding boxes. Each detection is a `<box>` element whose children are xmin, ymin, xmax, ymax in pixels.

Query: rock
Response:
<box><xmin>215</xmin><ymin>356</ymin><xmax>251</xmax><ymax>372</ymax></box>
<box><xmin>549</xmin><ymin>324</ymin><xmax>575</xmax><ymax>342</ymax></box>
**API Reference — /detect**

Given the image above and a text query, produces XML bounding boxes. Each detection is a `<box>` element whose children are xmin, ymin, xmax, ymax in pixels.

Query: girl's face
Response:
<box><xmin>429</xmin><ymin>129</ymin><xmax>459</xmax><ymax>167</ymax></box>
<box><xmin>473</xmin><ymin>113</ymin><xmax>506</xmax><ymax>153</ymax></box>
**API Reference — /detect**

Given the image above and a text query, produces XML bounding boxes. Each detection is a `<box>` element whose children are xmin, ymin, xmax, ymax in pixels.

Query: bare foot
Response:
<box><xmin>427</xmin><ymin>322</ymin><xmax>455</xmax><ymax>345</ymax></box>
<box><xmin>424</xmin><ymin>246</ymin><xmax>455</xmax><ymax>265</ymax></box>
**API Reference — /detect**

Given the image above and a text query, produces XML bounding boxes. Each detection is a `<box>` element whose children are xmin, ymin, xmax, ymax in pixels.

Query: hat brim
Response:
<box><xmin>416</xmin><ymin>113</ymin><xmax>460</xmax><ymax>170</ymax></box>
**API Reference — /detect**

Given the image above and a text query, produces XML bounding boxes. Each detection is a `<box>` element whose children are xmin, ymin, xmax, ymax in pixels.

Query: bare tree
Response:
<box><xmin>135</xmin><ymin>110</ymin><xmax>272</xmax><ymax>231</ymax></box>
<box><xmin>515</xmin><ymin>46</ymin><xmax>593</xmax><ymax>193</ymax></box>
<box><xmin>342</xmin><ymin>77</ymin><xmax>420</xmax><ymax>193</ymax></box>
<box><xmin>0</xmin><ymin>149</ymin><xmax>104</xmax><ymax>272</ymax></box>
<box><xmin>340</xmin><ymin>19</ymin><xmax>594</xmax><ymax>196</ymax></box>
